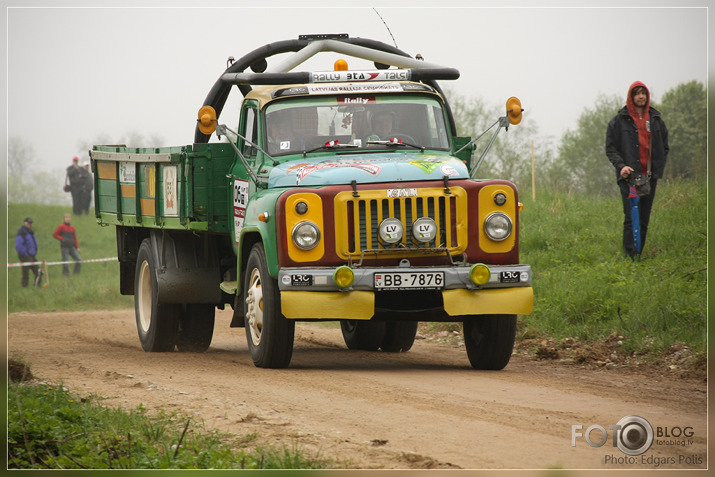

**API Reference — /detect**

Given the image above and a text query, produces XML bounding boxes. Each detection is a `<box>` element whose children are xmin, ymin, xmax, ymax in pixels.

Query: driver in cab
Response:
<box><xmin>267</xmin><ymin>113</ymin><xmax>296</xmax><ymax>153</ymax></box>
<box><xmin>367</xmin><ymin>111</ymin><xmax>396</xmax><ymax>141</ymax></box>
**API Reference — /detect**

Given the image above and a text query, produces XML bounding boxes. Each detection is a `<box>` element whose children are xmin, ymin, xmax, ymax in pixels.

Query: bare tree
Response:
<box><xmin>8</xmin><ymin>136</ymin><xmax>69</xmax><ymax>205</ymax></box>
<box><xmin>446</xmin><ymin>89</ymin><xmax>546</xmax><ymax>190</ymax></box>
<box><xmin>8</xmin><ymin>136</ymin><xmax>35</xmax><ymax>179</ymax></box>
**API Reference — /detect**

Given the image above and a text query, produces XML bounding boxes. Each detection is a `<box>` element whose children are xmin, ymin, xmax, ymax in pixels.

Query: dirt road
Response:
<box><xmin>8</xmin><ymin>309</ymin><xmax>707</xmax><ymax>470</ymax></box>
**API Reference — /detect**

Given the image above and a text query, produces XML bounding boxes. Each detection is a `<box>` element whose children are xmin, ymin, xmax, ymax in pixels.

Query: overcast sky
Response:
<box><xmin>4</xmin><ymin>1</ymin><xmax>711</xmax><ymax>176</ymax></box>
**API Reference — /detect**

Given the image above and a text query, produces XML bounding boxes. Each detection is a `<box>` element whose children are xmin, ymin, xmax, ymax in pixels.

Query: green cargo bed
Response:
<box><xmin>90</xmin><ymin>143</ymin><xmax>236</xmax><ymax>233</ymax></box>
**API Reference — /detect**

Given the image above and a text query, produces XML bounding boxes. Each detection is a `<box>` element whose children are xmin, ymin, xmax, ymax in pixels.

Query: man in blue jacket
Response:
<box><xmin>15</xmin><ymin>217</ymin><xmax>41</xmax><ymax>287</ymax></box>
<box><xmin>606</xmin><ymin>81</ymin><xmax>669</xmax><ymax>258</ymax></box>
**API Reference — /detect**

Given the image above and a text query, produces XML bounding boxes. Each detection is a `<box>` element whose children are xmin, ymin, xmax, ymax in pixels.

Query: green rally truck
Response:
<box><xmin>90</xmin><ymin>34</ymin><xmax>533</xmax><ymax>369</ymax></box>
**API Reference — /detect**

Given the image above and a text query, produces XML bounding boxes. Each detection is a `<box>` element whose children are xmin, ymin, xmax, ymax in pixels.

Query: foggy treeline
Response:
<box><xmin>7</xmin><ymin>132</ymin><xmax>164</xmax><ymax>206</ymax></box>
<box><xmin>449</xmin><ymin>79</ymin><xmax>706</xmax><ymax>196</ymax></box>
<box><xmin>7</xmin><ymin>80</ymin><xmax>706</xmax><ymax>204</ymax></box>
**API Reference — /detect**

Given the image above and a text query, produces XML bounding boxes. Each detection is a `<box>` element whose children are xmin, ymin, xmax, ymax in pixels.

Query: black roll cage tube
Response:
<box><xmin>194</xmin><ymin>36</ymin><xmax>457</xmax><ymax>143</ymax></box>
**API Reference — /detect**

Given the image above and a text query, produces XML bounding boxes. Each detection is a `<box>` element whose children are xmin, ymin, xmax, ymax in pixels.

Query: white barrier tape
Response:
<box><xmin>8</xmin><ymin>257</ymin><xmax>118</xmax><ymax>268</ymax></box>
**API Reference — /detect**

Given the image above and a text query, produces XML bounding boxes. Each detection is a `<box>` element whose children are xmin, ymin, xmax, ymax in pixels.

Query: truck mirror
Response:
<box><xmin>506</xmin><ymin>97</ymin><xmax>523</xmax><ymax>125</ymax></box>
<box><xmin>197</xmin><ymin>105</ymin><xmax>218</xmax><ymax>135</ymax></box>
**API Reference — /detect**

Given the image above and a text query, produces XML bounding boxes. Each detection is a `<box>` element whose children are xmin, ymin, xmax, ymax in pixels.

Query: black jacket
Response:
<box><xmin>606</xmin><ymin>106</ymin><xmax>669</xmax><ymax>182</ymax></box>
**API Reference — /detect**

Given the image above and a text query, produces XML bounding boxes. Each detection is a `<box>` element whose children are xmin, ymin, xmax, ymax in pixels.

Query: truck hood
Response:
<box><xmin>268</xmin><ymin>152</ymin><xmax>468</xmax><ymax>188</ymax></box>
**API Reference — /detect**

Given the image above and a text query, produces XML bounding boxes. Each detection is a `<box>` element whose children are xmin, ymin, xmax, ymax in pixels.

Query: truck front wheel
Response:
<box><xmin>244</xmin><ymin>244</ymin><xmax>295</xmax><ymax>368</ymax></box>
<box><xmin>381</xmin><ymin>322</ymin><xmax>418</xmax><ymax>352</ymax></box>
<box><xmin>462</xmin><ymin>314</ymin><xmax>517</xmax><ymax>370</ymax></box>
<box><xmin>340</xmin><ymin>320</ymin><xmax>386</xmax><ymax>351</ymax></box>
<box><xmin>134</xmin><ymin>239</ymin><xmax>179</xmax><ymax>352</ymax></box>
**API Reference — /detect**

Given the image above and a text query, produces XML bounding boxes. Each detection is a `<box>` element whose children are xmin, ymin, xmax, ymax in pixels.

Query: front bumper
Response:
<box><xmin>278</xmin><ymin>264</ymin><xmax>533</xmax><ymax>319</ymax></box>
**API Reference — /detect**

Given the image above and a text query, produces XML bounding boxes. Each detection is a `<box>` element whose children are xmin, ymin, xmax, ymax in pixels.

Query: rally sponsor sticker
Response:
<box><xmin>233</xmin><ymin>179</ymin><xmax>249</xmax><ymax>244</ymax></box>
<box><xmin>163</xmin><ymin>165</ymin><xmax>178</xmax><ymax>216</ymax></box>
<box><xmin>295</xmin><ymin>162</ymin><xmax>382</xmax><ymax>183</ymax></box>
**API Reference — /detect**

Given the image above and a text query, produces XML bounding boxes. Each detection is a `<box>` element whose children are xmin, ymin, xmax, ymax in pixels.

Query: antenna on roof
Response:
<box><xmin>373</xmin><ymin>8</ymin><xmax>398</xmax><ymax>49</ymax></box>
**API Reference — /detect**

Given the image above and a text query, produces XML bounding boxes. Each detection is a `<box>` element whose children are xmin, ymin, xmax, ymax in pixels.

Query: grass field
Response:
<box><xmin>8</xmin><ymin>206</ymin><xmax>132</xmax><ymax>311</ymax></box>
<box><xmin>518</xmin><ymin>178</ymin><xmax>707</xmax><ymax>358</ymax></box>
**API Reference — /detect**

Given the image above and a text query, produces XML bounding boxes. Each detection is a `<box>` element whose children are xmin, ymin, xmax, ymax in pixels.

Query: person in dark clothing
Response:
<box><xmin>367</xmin><ymin>111</ymin><xmax>396</xmax><ymax>141</ymax></box>
<box><xmin>606</xmin><ymin>81</ymin><xmax>669</xmax><ymax>258</ymax></box>
<box><xmin>65</xmin><ymin>156</ymin><xmax>83</xmax><ymax>215</ymax></box>
<box><xmin>78</xmin><ymin>161</ymin><xmax>94</xmax><ymax>214</ymax></box>
<box><xmin>53</xmin><ymin>213</ymin><xmax>82</xmax><ymax>276</ymax></box>
<box><xmin>15</xmin><ymin>217</ymin><xmax>41</xmax><ymax>287</ymax></box>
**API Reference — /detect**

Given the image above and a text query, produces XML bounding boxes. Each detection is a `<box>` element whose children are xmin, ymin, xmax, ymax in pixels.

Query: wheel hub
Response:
<box><xmin>137</xmin><ymin>260</ymin><xmax>152</xmax><ymax>333</ymax></box>
<box><xmin>245</xmin><ymin>268</ymin><xmax>264</xmax><ymax>346</ymax></box>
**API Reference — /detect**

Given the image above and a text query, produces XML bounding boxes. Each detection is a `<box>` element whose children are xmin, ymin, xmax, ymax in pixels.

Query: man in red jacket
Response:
<box><xmin>606</xmin><ymin>81</ymin><xmax>669</xmax><ymax>258</ymax></box>
<box><xmin>53</xmin><ymin>213</ymin><xmax>82</xmax><ymax>276</ymax></box>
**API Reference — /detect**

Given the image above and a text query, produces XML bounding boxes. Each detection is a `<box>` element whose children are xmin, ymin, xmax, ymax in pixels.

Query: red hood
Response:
<box><xmin>626</xmin><ymin>81</ymin><xmax>650</xmax><ymax>118</ymax></box>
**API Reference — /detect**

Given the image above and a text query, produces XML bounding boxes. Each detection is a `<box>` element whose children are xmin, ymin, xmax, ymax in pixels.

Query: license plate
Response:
<box><xmin>374</xmin><ymin>272</ymin><xmax>444</xmax><ymax>290</ymax></box>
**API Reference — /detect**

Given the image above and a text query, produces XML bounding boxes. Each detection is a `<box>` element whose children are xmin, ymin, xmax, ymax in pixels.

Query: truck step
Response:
<box><xmin>220</xmin><ymin>280</ymin><xmax>238</xmax><ymax>295</ymax></box>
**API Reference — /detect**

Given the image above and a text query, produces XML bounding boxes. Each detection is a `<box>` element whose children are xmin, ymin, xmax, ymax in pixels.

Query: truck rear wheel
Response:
<box><xmin>340</xmin><ymin>320</ymin><xmax>386</xmax><ymax>351</ymax></box>
<box><xmin>380</xmin><ymin>322</ymin><xmax>418</xmax><ymax>352</ymax></box>
<box><xmin>177</xmin><ymin>304</ymin><xmax>215</xmax><ymax>352</ymax></box>
<box><xmin>462</xmin><ymin>314</ymin><xmax>517</xmax><ymax>370</ymax></box>
<box><xmin>135</xmin><ymin>239</ymin><xmax>179</xmax><ymax>352</ymax></box>
<box><xmin>244</xmin><ymin>244</ymin><xmax>294</xmax><ymax>368</ymax></box>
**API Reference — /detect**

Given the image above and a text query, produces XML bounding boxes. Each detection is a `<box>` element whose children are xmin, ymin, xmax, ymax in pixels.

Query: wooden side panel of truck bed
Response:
<box><xmin>91</xmin><ymin>143</ymin><xmax>237</xmax><ymax>233</ymax></box>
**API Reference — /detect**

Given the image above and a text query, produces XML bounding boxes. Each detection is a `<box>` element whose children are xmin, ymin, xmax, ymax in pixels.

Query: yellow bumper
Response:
<box><xmin>280</xmin><ymin>287</ymin><xmax>533</xmax><ymax>320</ymax></box>
<box><xmin>281</xmin><ymin>290</ymin><xmax>375</xmax><ymax>319</ymax></box>
<box><xmin>442</xmin><ymin>287</ymin><xmax>533</xmax><ymax>316</ymax></box>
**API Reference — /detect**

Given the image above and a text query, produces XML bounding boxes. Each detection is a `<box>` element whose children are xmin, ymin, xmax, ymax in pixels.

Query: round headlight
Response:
<box><xmin>484</xmin><ymin>213</ymin><xmax>512</xmax><ymax>241</ymax></box>
<box><xmin>292</xmin><ymin>221</ymin><xmax>321</xmax><ymax>250</ymax></box>
<box><xmin>412</xmin><ymin>217</ymin><xmax>437</xmax><ymax>243</ymax></box>
<box><xmin>378</xmin><ymin>217</ymin><xmax>404</xmax><ymax>244</ymax></box>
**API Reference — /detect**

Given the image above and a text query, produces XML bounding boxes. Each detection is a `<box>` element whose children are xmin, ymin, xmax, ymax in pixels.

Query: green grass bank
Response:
<box><xmin>518</xmin><ymin>178</ymin><xmax>707</xmax><ymax>358</ymax></box>
<box><xmin>7</xmin><ymin>370</ymin><xmax>329</xmax><ymax>469</ymax></box>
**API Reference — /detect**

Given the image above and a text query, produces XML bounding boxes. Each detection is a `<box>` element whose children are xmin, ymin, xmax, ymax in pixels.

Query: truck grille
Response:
<box><xmin>334</xmin><ymin>187</ymin><xmax>468</xmax><ymax>259</ymax></box>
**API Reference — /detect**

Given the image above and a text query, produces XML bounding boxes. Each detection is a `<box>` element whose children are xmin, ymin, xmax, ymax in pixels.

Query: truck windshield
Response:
<box><xmin>264</xmin><ymin>95</ymin><xmax>450</xmax><ymax>156</ymax></box>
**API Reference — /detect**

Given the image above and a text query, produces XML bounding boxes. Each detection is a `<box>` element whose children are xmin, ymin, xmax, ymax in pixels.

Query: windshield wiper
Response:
<box><xmin>303</xmin><ymin>140</ymin><xmax>360</xmax><ymax>156</ymax></box>
<box><xmin>366</xmin><ymin>137</ymin><xmax>425</xmax><ymax>152</ymax></box>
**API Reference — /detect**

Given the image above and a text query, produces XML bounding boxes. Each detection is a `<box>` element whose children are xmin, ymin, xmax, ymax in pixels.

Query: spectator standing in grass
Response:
<box><xmin>65</xmin><ymin>156</ymin><xmax>83</xmax><ymax>215</ymax></box>
<box><xmin>78</xmin><ymin>160</ymin><xmax>94</xmax><ymax>214</ymax></box>
<box><xmin>15</xmin><ymin>217</ymin><xmax>41</xmax><ymax>287</ymax></box>
<box><xmin>53</xmin><ymin>213</ymin><xmax>82</xmax><ymax>277</ymax></box>
<box><xmin>606</xmin><ymin>81</ymin><xmax>669</xmax><ymax>259</ymax></box>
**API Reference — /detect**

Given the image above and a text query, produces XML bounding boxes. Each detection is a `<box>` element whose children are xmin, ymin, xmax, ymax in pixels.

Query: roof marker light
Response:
<box><xmin>334</xmin><ymin>59</ymin><xmax>348</xmax><ymax>71</ymax></box>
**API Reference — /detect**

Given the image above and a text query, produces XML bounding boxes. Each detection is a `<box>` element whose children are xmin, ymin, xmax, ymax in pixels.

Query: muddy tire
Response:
<box><xmin>463</xmin><ymin>314</ymin><xmax>517</xmax><ymax>370</ymax></box>
<box><xmin>134</xmin><ymin>239</ymin><xmax>179</xmax><ymax>352</ymax></box>
<box><xmin>244</xmin><ymin>244</ymin><xmax>294</xmax><ymax>368</ymax></box>
<box><xmin>340</xmin><ymin>320</ymin><xmax>386</xmax><ymax>351</ymax></box>
<box><xmin>177</xmin><ymin>304</ymin><xmax>215</xmax><ymax>352</ymax></box>
<box><xmin>380</xmin><ymin>322</ymin><xmax>418</xmax><ymax>352</ymax></box>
